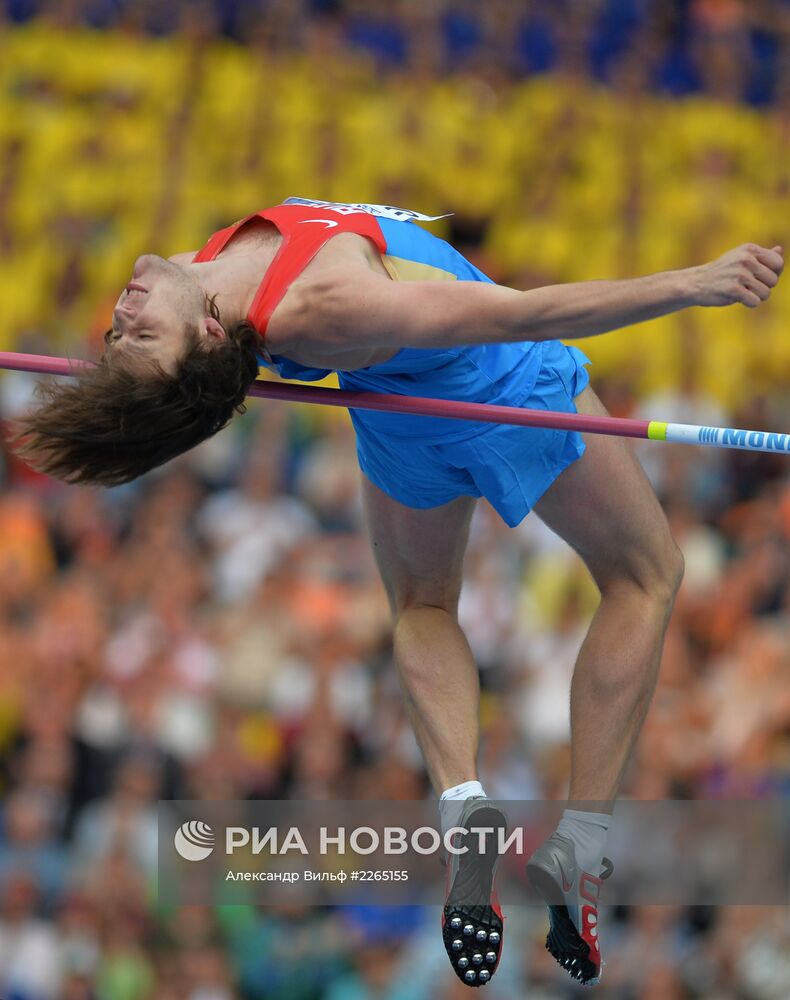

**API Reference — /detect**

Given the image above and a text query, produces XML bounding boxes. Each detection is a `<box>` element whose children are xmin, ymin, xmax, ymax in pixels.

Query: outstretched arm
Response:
<box><xmin>313</xmin><ymin>243</ymin><xmax>783</xmax><ymax>353</ymax></box>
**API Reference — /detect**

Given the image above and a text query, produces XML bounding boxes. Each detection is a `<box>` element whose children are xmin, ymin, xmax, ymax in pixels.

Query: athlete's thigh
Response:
<box><xmin>360</xmin><ymin>474</ymin><xmax>476</xmax><ymax>615</ymax></box>
<box><xmin>532</xmin><ymin>385</ymin><xmax>675</xmax><ymax>588</ymax></box>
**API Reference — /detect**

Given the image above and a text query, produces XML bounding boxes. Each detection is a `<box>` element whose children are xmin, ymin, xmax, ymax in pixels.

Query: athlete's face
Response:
<box><xmin>105</xmin><ymin>255</ymin><xmax>220</xmax><ymax>374</ymax></box>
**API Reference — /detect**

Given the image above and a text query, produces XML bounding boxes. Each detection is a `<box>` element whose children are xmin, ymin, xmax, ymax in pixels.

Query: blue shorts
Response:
<box><xmin>354</xmin><ymin>341</ymin><xmax>591</xmax><ymax>527</ymax></box>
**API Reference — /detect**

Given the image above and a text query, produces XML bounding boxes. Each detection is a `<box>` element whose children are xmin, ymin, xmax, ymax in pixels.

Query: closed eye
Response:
<box><xmin>103</xmin><ymin>329</ymin><xmax>155</xmax><ymax>347</ymax></box>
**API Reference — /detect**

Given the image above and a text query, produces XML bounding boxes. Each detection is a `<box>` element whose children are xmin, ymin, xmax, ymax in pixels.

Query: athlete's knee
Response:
<box><xmin>598</xmin><ymin>529</ymin><xmax>684</xmax><ymax>606</ymax></box>
<box><xmin>644</xmin><ymin>534</ymin><xmax>685</xmax><ymax>604</ymax></box>
<box><xmin>662</xmin><ymin>538</ymin><xmax>685</xmax><ymax>597</ymax></box>
<box><xmin>387</xmin><ymin>582</ymin><xmax>462</xmax><ymax>622</ymax></box>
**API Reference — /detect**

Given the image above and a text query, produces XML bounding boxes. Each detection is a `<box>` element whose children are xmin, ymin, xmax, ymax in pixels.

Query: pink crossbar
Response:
<box><xmin>0</xmin><ymin>350</ymin><xmax>651</xmax><ymax>440</ymax></box>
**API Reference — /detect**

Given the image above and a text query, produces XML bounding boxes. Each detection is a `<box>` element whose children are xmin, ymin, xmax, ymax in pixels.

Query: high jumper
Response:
<box><xmin>11</xmin><ymin>197</ymin><xmax>784</xmax><ymax>987</ymax></box>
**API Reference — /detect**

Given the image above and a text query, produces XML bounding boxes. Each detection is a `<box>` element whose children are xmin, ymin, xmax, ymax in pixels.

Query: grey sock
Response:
<box><xmin>556</xmin><ymin>808</ymin><xmax>611</xmax><ymax>875</ymax></box>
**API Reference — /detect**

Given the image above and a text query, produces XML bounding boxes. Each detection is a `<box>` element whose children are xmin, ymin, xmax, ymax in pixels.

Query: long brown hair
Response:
<box><xmin>11</xmin><ymin>318</ymin><xmax>262</xmax><ymax>487</ymax></box>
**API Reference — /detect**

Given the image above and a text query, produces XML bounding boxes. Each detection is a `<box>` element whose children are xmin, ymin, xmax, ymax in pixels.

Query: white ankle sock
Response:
<box><xmin>556</xmin><ymin>808</ymin><xmax>611</xmax><ymax>875</ymax></box>
<box><xmin>439</xmin><ymin>780</ymin><xmax>486</xmax><ymax>839</ymax></box>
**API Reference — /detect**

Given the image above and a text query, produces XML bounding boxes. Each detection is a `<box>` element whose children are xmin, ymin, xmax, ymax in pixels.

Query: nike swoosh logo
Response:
<box><xmin>557</xmin><ymin>858</ymin><xmax>575</xmax><ymax>893</ymax></box>
<box><xmin>298</xmin><ymin>219</ymin><xmax>339</xmax><ymax>228</ymax></box>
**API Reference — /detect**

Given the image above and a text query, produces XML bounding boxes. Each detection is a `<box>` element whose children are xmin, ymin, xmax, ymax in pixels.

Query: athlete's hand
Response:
<box><xmin>693</xmin><ymin>243</ymin><xmax>784</xmax><ymax>308</ymax></box>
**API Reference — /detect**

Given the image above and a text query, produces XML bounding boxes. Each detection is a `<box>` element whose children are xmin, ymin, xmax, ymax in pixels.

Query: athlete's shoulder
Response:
<box><xmin>266</xmin><ymin>259</ymin><xmax>372</xmax><ymax>349</ymax></box>
<box><xmin>266</xmin><ymin>262</ymin><xmax>399</xmax><ymax>370</ymax></box>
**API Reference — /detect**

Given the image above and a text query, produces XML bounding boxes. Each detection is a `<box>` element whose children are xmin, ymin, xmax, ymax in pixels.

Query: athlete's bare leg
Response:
<box><xmin>362</xmin><ymin>387</ymin><xmax>682</xmax><ymax>989</ymax></box>
<box><xmin>362</xmin><ymin>483</ymin><xmax>507</xmax><ymax>986</ymax></box>
<box><xmin>363</xmin><ymin>384</ymin><xmax>682</xmax><ymax>807</ymax></box>
<box><xmin>361</xmin><ymin>480</ymin><xmax>478</xmax><ymax>793</ymax></box>
<box><xmin>532</xmin><ymin>385</ymin><xmax>684</xmax><ymax>804</ymax></box>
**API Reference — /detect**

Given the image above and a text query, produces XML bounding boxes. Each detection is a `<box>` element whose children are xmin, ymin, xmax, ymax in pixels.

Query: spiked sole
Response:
<box><xmin>526</xmin><ymin>861</ymin><xmax>601</xmax><ymax>986</ymax></box>
<box><xmin>442</xmin><ymin>805</ymin><xmax>506</xmax><ymax>988</ymax></box>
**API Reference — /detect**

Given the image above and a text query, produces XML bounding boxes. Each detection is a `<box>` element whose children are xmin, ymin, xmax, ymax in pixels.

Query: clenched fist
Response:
<box><xmin>694</xmin><ymin>244</ymin><xmax>784</xmax><ymax>308</ymax></box>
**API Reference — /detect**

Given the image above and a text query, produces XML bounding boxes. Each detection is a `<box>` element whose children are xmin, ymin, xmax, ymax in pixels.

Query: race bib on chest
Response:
<box><xmin>283</xmin><ymin>196</ymin><xmax>450</xmax><ymax>222</ymax></box>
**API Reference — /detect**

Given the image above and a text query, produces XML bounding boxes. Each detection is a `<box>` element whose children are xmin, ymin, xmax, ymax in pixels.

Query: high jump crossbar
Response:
<box><xmin>0</xmin><ymin>351</ymin><xmax>788</xmax><ymax>456</ymax></box>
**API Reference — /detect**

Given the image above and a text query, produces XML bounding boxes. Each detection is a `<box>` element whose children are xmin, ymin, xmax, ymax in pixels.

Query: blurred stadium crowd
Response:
<box><xmin>4</xmin><ymin>0</ymin><xmax>790</xmax><ymax>105</ymax></box>
<box><xmin>1</xmin><ymin>0</ymin><xmax>790</xmax><ymax>398</ymax></box>
<box><xmin>1</xmin><ymin>1</ymin><xmax>790</xmax><ymax>999</ymax></box>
